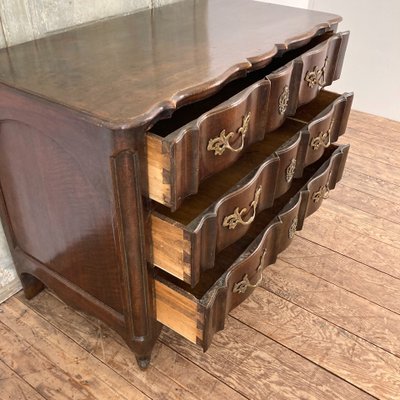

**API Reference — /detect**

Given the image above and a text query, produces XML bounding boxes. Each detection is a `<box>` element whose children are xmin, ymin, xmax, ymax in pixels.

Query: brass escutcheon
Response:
<box><xmin>285</xmin><ymin>158</ymin><xmax>297</xmax><ymax>183</ymax></box>
<box><xmin>207</xmin><ymin>112</ymin><xmax>251</xmax><ymax>156</ymax></box>
<box><xmin>288</xmin><ymin>217</ymin><xmax>298</xmax><ymax>239</ymax></box>
<box><xmin>278</xmin><ymin>85</ymin><xmax>290</xmax><ymax>115</ymax></box>
<box><xmin>223</xmin><ymin>186</ymin><xmax>262</xmax><ymax>230</ymax></box>
<box><xmin>305</xmin><ymin>57</ymin><xmax>328</xmax><ymax>88</ymax></box>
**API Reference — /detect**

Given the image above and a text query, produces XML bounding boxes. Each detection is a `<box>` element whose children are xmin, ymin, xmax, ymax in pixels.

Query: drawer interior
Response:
<box><xmin>153</xmin><ymin>90</ymin><xmax>341</xmax><ymax>225</ymax></box>
<box><xmin>155</xmin><ymin>144</ymin><xmax>337</xmax><ymax>299</ymax></box>
<box><xmin>149</xmin><ymin>32</ymin><xmax>334</xmax><ymax>137</ymax></box>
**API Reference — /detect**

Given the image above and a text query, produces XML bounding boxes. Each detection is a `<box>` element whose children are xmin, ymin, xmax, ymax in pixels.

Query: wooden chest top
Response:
<box><xmin>0</xmin><ymin>0</ymin><xmax>340</xmax><ymax>128</ymax></box>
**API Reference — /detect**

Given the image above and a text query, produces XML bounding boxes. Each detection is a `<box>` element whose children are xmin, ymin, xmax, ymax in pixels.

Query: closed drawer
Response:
<box><xmin>155</xmin><ymin>144</ymin><xmax>349</xmax><ymax>350</ymax></box>
<box><xmin>150</xmin><ymin>90</ymin><xmax>352</xmax><ymax>286</ymax></box>
<box><xmin>146</xmin><ymin>32</ymin><xmax>349</xmax><ymax>210</ymax></box>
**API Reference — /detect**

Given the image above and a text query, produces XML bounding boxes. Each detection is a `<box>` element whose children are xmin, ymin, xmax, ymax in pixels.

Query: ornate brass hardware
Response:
<box><xmin>312</xmin><ymin>184</ymin><xmax>330</xmax><ymax>203</ymax></box>
<box><xmin>256</xmin><ymin>248</ymin><xmax>267</xmax><ymax>272</ymax></box>
<box><xmin>288</xmin><ymin>217</ymin><xmax>298</xmax><ymax>239</ymax></box>
<box><xmin>207</xmin><ymin>112</ymin><xmax>251</xmax><ymax>156</ymax></box>
<box><xmin>223</xmin><ymin>186</ymin><xmax>262</xmax><ymax>230</ymax></box>
<box><xmin>305</xmin><ymin>57</ymin><xmax>328</xmax><ymax>88</ymax></box>
<box><xmin>233</xmin><ymin>249</ymin><xmax>267</xmax><ymax>294</ymax></box>
<box><xmin>285</xmin><ymin>158</ymin><xmax>296</xmax><ymax>183</ymax></box>
<box><xmin>310</xmin><ymin>119</ymin><xmax>334</xmax><ymax>150</ymax></box>
<box><xmin>278</xmin><ymin>85</ymin><xmax>290</xmax><ymax>115</ymax></box>
<box><xmin>233</xmin><ymin>273</ymin><xmax>263</xmax><ymax>294</ymax></box>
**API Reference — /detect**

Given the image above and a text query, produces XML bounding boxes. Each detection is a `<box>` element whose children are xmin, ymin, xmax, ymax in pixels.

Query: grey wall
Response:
<box><xmin>0</xmin><ymin>0</ymin><xmax>179</xmax><ymax>48</ymax></box>
<box><xmin>0</xmin><ymin>0</ymin><xmax>179</xmax><ymax>302</ymax></box>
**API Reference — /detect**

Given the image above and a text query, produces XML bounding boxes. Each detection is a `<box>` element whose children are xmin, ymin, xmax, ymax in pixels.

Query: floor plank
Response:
<box><xmin>280</xmin><ymin>236</ymin><xmax>400</xmax><ymax>315</ymax></box>
<box><xmin>263</xmin><ymin>259</ymin><xmax>400</xmax><ymax>356</ymax></box>
<box><xmin>0</xmin><ymin>360</ymin><xmax>47</xmax><ymax>400</ymax></box>
<box><xmin>1</xmin><ymin>111</ymin><xmax>399</xmax><ymax>399</ymax></box>
<box><xmin>231</xmin><ymin>288</ymin><xmax>400</xmax><ymax>400</ymax></box>
<box><xmin>329</xmin><ymin>184</ymin><xmax>400</xmax><ymax>225</ymax></box>
<box><xmin>161</xmin><ymin>317</ymin><xmax>374</xmax><ymax>400</ymax></box>
<box><xmin>350</xmin><ymin>110</ymin><xmax>400</xmax><ymax>134</ymax></box>
<box><xmin>340</xmin><ymin>168</ymin><xmax>400</xmax><ymax>206</ymax></box>
<box><xmin>297</xmin><ymin>205</ymin><xmax>400</xmax><ymax>279</ymax></box>
<box><xmin>0</xmin><ymin>298</ymin><xmax>150</xmax><ymax>400</ymax></box>
<box><xmin>17</xmin><ymin>290</ymin><xmax>247</xmax><ymax>400</ymax></box>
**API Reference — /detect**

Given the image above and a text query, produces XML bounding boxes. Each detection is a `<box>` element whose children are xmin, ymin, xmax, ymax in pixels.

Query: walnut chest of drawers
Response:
<box><xmin>0</xmin><ymin>0</ymin><xmax>352</xmax><ymax>369</ymax></box>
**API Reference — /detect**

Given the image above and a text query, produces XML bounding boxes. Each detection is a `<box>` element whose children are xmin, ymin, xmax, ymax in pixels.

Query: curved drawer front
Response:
<box><xmin>147</xmin><ymin>80</ymin><xmax>270</xmax><ymax>210</ymax></box>
<box><xmin>154</xmin><ymin>144</ymin><xmax>350</xmax><ymax>350</ymax></box>
<box><xmin>302</xmin><ymin>91</ymin><xmax>353</xmax><ymax>168</ymax></box>
<box><xmin>297</xmin><ymin>32</ymin><xmax>348</xmax><ymax>106</ymax></box>
<box><xmin>151</xmin><ymin>91</ymin><xmax>352</xmax><ymax>286</ymax></box>
<box><xmin>264</xmin><ymin>31</ymin><xmax>349</xmax><ymax>133</ymax></box>
<box><xmin>265</xmin><ymin>62</ymin><xmax>296</xmax><ymax>132</ymax></box>
<box><xmin>301</xmin><ymin>144</ymin><xmax>349</xmax><ymax>221</ymax></box>
<box><xmin>146</xmin><ymin>33</ymin><xmax>349</xmax><ymax>210</ymax></box>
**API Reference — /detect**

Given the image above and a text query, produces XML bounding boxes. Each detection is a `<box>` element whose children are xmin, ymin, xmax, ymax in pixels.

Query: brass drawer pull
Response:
<box><xmin>310</xmin><ymin>119</ymin><xmax>334</xmax><ymax>150</ymax></box>
<box><xmin>233</xmin><ymin>249</ymin><xmax>267</xmax><ymax>294</ymax></box>
<box><xmin>207</xmin><ymin>112</ymin><xmax>251</xmax><ymax>156</ymax></box>
<box><xmin>285</xmin><ymin>158</ymin><xmax>296</xmax><ymax>183</ymax></box>
<box><xmin>312</xmin><ymin>184</ymin><xmax>330</xmax><ymax>203</ymax></box>
<box><xmin>278</xmin><ymin>85</ymin><xmax>289</xmax><ymax>115</ymax></box>
<box><xmin>288</xmin><ymin>217</ymin><xmax>298</xmax><ymax>239</ymax></box>
<box><xmin>305</xmin><ymin>57</ymin><xmax>328</xmax><ymax>88</ymax></box>
<box><xmin>223</xmin><ymin>186</ymin><xmax>262</xmax><ymax>230</ymax></box>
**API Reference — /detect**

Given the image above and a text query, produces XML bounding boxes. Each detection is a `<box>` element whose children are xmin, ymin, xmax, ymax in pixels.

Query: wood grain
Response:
<box><xmin>297</xmin><ymin>204</ymin><xmax>400</xmax><ymax>279</ymax></box>
<box><xmin>231</xmin><ymin>288</ymin><xmax>400</xmax><ymax>400</ymax></box>
<box><xmin>0</xmin><ymin>0</ymin><xmax>341</xmax><ymax>127</ymax></box>
<box><xmin>280</xmin><ymin>236</ymin><xmax>400</xmax><ymax>315</ymax></box>
<box><xmin>263</xmin><ymin>259</ymin><xmax>400</xmax><ymax>356</ymax></box>
<box><xmin>17</xmin><ymin>290</ymin><xmax>247</xmax><ymax>400</ymax></box>
<box><xmin>0</xmin><ymin>297</ymin><xmax>150</xmax><ymax>400</ymax></box>
<box><xmin>161</xmin><ymin>317</ymin><xmax>374</xmax><ymax>400</ymax></box>
<box><xmin>151</xmin><ymin>214</ymin><xmax>191</xmax><ymax>281</ymax></box>
<box><xmin>154</xmin><ymin>280</ymin><xmax>200</xmax><ymax>343</ymax></box>
<box><xmin>146</xmin><ymin>134</ymin><xmax>171</xmax><ymax>205</ymax></box>
<box><xmin>0</xmin><ymin>360</ymin><xmax>46</xmax><ymax>400</ymax></box>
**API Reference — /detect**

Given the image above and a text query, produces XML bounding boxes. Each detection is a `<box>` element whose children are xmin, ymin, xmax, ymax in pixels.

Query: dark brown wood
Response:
<box><xmin>154</xmin><ymin>144</ymin><xmax>349</xmax><ymax>349</ymax></box>
<box><xmin>0</xmin><ymin>0</ymin><xmax>351</xmax><ymax>368</ymax></box>
<box><xmin>147</xmin><ymin>31</ymin><xmax>349</xmax><ymax>210</ymax></box>
<box><xmin>0</xmin><ymin>0</ymin><xmax>341</xmax><ymax>129</ymax></box>
<box><xmin>151</xmin><ymin>90</ymin><xmax>352</xmax><ymax>285</ymax></box>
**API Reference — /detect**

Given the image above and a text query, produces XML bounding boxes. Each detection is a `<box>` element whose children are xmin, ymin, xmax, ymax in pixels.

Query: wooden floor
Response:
<box><xmin>1</xmin><ymin>110</ymin><xmax>400</xmax><ymax>400</ymax></box>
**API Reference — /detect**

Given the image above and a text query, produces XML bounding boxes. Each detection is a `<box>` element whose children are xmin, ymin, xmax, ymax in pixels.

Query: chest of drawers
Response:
<box><xmin>0</xmin><ymin>0</ymin><xmax>352</xmax><ymax>369</ymax></box>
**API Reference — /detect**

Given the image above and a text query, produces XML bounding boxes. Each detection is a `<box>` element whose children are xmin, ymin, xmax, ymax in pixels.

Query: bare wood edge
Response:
<box><xmin>146</xmin><ymin>33</ymin><xmax>347</xmax><ymax>209</ymax></box>
<box><xmin>146</xmin><ymin>134</ymin><xmax>172</xmax><ymax>206</ymax></box>
<box><xmin>150</xmin><ymin>213</ymin><xmax>191</xmax><ymax>282</ymax></box>
<box><xmin>0</xmin><ymin>20</ymin><xmax>341</xmax><ymax>131</ymax></box>
<box><xmin>146</xmin><ymin>80</ymin><xmax>271</xmax><ymax>209</ymax></box>
<box><xmin>154</xmin><ymin>144</ymin><xmax>350</xmax><ymax>349</ymax></box>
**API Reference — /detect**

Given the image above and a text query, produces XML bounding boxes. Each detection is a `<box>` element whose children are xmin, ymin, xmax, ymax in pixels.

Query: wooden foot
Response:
<box><xmin>20</xmin><ymin>273</ymin><xmax>45</xmax><ymax>300</ymax></box>
<box><xmin>136</xmin><ymin>355</ymin><xmax>151</xmax><ymax>370</ymax></box>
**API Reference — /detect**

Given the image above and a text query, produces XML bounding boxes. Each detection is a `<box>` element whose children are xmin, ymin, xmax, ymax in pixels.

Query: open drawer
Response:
<box><xmin>150</xmin><ymin>90</ymin><xmax>353</xmax><ymax>286</ymax></box>
<box><xmin>146</xmin><ymin>32</ymin><xmax>349</xmax><ymax>209</ymax></box>
<box><xmin>154</xmin><ymin>144</ymin><xmax>349</xmax><ymax>350</ymax></box>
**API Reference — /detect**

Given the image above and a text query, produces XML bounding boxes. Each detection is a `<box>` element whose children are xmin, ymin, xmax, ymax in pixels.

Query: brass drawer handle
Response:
<box><xmin>207</xmin><ymin>112</ymin><xmax>251</xmax><ymax>156</ymax></box>
<box><xmin>278</xmin><ymin>85</ymin><xmax>290</xmax><ymax>115</ymax></box>
<box><xmin>223</xmin><ymin>186</ymin><xmax>262</xmax><ymax>230</ymax></box>
<box><xmin>305</xmin><ymin>57</ymin><xmax>328</xmax><ymax>88</ymax></box>
<box><xmin>233</xmin><ymin>249</ymin><xmax>267</xmax><ymax>294</ymax></box>
<box><xmin>312</xmin><ymin>183</ymin><xmax>330</xmax><ymax>203</ymax></box>
<box><xmin>310</xmin><ymin>119</ymin><xmax>334</xmax><ymax>150</ymax></box>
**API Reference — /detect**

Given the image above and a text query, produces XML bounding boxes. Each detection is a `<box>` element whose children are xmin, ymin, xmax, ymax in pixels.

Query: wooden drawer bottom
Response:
<box><xmin>154</xmin><ymin>144</ymin><xmax>349</xmax><ymax>350</ymax></box>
